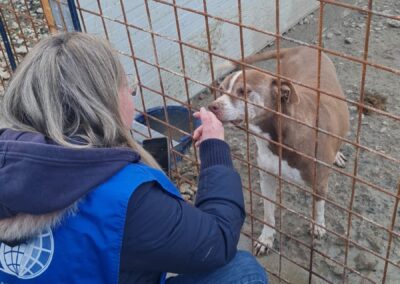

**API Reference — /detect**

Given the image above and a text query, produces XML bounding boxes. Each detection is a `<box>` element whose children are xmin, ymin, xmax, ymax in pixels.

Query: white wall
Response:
<box><xmin>53</xmin><ymin>0</ymin><xmax>318</xmax><ymax>109</ymax></box>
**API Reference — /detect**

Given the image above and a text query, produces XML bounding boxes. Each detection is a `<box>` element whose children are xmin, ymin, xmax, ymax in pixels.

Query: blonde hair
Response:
<box><xmin>2</xmin><ymin>32</ymin><xmax>159</xmax><ymax>168</ymax></box>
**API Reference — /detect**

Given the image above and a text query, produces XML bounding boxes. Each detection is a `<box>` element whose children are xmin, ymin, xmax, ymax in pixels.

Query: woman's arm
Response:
<box><xmin>120</xmin><ymin>139</ymin><xmax>244</xmax><ymax>274</ymax></box>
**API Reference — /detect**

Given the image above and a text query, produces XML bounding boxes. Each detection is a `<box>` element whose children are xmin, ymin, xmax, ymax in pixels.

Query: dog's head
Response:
<box><xmin>208</xmin><ymin>69</ymin><xmax>300</xmax><ymax>124</ymax></box>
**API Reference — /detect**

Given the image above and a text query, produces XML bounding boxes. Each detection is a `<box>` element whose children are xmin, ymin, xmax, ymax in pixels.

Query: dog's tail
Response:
<box><xmin>217</xmin><ymin>48</ymin><xmax>292</xmax><ymax>71</ymax></box>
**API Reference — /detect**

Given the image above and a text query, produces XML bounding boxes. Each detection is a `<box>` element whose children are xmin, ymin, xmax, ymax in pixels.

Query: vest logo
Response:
<box><xmin>0</xmin><ymin>228</ymin><xmax>54</xmax><ymax>279</ymax></box>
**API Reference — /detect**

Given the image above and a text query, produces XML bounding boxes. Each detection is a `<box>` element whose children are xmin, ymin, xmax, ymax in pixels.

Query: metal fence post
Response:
<box><xmin>67</xmin><ymin>0</ymin><xmax>81</xmax><ymax>32</ymax></box>
<box><xmin>0</xmin><ymin>14</ymin><xmax>16</xmax><ymax>71</ymax></box>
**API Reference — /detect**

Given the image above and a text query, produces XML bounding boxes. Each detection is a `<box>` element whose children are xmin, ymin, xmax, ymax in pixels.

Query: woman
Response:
<box><xmin>0</xmin><ymin>32</ymin><xmax>267</xmax><ymax>283</ymax></box>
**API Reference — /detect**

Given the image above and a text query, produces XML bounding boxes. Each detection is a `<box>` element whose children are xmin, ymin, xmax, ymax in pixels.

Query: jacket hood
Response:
<box><xmin>0</xmin><ymin>128</ymin><xmax>140</xmax><ymax>231</ymax></box>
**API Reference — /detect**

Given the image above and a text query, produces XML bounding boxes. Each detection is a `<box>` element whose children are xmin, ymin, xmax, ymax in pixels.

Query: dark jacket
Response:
<box><xmin>0</xmin><ymin>129</ymin><xmax>245</xmax><ymax>283</ymax></box>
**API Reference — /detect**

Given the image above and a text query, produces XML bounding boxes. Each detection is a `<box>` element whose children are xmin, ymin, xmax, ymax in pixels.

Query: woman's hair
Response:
<box><xmin>2</xmin><ymin>32</ymin><xmax>159</xmax><ymax>168</ymax></box>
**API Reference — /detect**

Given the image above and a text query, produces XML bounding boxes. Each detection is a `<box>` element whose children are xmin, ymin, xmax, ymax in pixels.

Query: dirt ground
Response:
<box><xmin>183</xmin><ymin>0</ymin><xmax>400</xmax><ymax>283</ymax></box>
<box><xmin>1</xmin><ymin>0</ymin><xmax>399</xmax><ymax>283</ymax></box>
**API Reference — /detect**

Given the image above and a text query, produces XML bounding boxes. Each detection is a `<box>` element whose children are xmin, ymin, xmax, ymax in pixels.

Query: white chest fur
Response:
<box><xmin>249</xmin><ymin>124</ymin><xmax>305</xmax><ymax>185</ymax></box>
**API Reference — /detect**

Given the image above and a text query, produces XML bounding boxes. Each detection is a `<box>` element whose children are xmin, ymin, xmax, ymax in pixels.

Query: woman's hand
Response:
<box><xmin>193</xmin><ymin>107</ymin><xmax>224</xmax><ymax>147</ymax></box>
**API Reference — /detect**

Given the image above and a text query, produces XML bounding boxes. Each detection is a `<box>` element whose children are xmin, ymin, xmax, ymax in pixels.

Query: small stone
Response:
<box><xmin>333</xmin><ymin>29</ymin><xmax>342</xmax><ymax>36</ymax></box>
<box><xmin>344</xmin><ymin>37</ymin><xmax>354</xmax><ymax>44</ymax></box>
<box><xmin>366</xmin><ymin>207</ymin><xmax>375</xmax><ymax>214</ymax></box>
<box><xmin>36</xmin><ymin>8</ymin><xmax>43</xmax><ymax>14</ymax></box>
<box><xmin>182</xmin><ymin>194</ymin><xmax>191</xmax><ymax>201</ymax></box>
<box><xmin>180</xmin><ymin>183</ymin><xmax>194</xmax><ymax>195</ymax></box>
<box><xmin>387</xmin><ymin>19</ymin><xmax>400</xmax><ymax>28</ymax></box>
<box><xmin>231</xmin><ymin>138</ymin><xmax>239</xmax><ymax>144</ymax></box>
<box><xmin>303</xmin><ymin>18</ymin><xmax>309</xmax><ymax>25</ymax></box>
<box><xmin>382</xmin><ymin>121</ymin><xmax>388</xmax><ymax>126</ymax></box>
<box><xmin>322</xmin><ymin>260</ymin><xmax>343</xmax><ymax>276</ymax></box>
<box><xmin>374</xmin><ymin>27</ymin><xmax>382</xmax><ymax>31</ymax></box>
<box><xmin>379</xmin><ymin>127</ymin><xmax>387</xmax><ymax>133</ymax></box>
<box><xmin>325</xmin><ymin>32</ymin><xmax>333</xmax><ymax>39</ymax></box>
<box><xmin>313</xmin><ymin>238</ymin><xmax>323</xmax><ymax>247</ymax></box>
<box><xmin>15</xmin><ymin>38</ymin><xmax>24</xmax><ymax>45</ymax></box>
<box><xmin>0</xmin><ymin>70</ymin><xmax>10</xmax><ymax>80</ymax></box>
<box><xmin>333</xmin><ymin>235</ymin><xmax>346</xmax><ymax>246</ymax></box>
<box><xmin>23</xmin><ymin>28</ymin><xmax>33</xmax><ymax>36</ymax></box>
<box><xmin>198</xmin><ymin>93</ymin><xmax>206</xmax><ymax>100</ymax></box>
<box><xmin>354</xmin><ymin>252</ymin><xmax>378</xmax><ymax>271</ymax></box>
<box><xmin>366</xmin><ymin>236</ymin><xmax>382</xmax><ymax>254</ymax></box>
<box><xmin>15</xmin><ymin>46</ymin><xmax>28</xmax><ymax>54</ymax></box>
<box><xmin>361</xmin><ymin>114</ymin><xmax>367</xmax><ymax>124</ymax></box>
<box><xmin>294</xmin><ymin>227</ymin><xmax>303</xmax><ymax>236</ymax></box>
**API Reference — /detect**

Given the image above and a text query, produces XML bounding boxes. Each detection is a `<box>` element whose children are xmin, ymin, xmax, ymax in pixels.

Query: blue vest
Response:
<box><xmin>0</xmin><ymin>163</ymin><xmax>182</xmax><ymax>284</ymax></box>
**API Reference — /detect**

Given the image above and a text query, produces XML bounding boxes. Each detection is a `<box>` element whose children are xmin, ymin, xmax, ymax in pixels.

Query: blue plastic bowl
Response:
<box><xmin>135</xmin><ymin>105</ymin><xmax>201</xmax><ymax>159</ymax></box>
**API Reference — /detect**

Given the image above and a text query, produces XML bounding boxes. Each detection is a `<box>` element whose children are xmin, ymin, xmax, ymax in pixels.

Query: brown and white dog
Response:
<box><xmin>208</xmin><ymin>46</ymin><xmax>349</xmax><ymax>255</ymax></box>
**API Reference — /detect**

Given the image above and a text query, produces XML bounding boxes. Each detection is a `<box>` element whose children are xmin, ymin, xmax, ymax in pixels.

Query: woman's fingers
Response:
<box><xmin>192</xmin><ymin>107</ymin><xmax>224</xmax><ymax>146</ymax></box>
<box><xmin>192</xmin><ymin>125</ymin><xmax>203</xmax><ymax>141</ymax></box>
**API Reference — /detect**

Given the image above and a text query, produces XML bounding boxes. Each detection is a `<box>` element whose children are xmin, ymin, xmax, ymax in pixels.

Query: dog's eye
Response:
<box><xmin>217</xmin><ymin>87</ymin><xmax>225</xmax><ymax>97</ymax></box>
<box><xmin>237</xmin><ymin>87</ymin><xmax>244</xmax><ymax>97</ymax></box>
<box><xmin>237</xmin><ymin>87</ymin><xmax>252</xmax><ymax>98</ymax></box>
<box><xmin>237</xmin><ymin>87</ymin><xmax>248</xmax><ymax>97</ymax></box>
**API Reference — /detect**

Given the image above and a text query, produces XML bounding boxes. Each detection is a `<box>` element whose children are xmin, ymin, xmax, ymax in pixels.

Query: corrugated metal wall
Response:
<box><xmin>71</xmin><ymin>0</ymin><xmax>317</xmax><ymax>108</ymax></box>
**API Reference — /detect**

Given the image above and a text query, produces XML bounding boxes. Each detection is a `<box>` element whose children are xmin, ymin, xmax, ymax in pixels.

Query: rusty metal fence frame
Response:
<box><xmin>0</xmin><ymin>0</ymin><xmax>399</xmax><ymax>283</ymax></box>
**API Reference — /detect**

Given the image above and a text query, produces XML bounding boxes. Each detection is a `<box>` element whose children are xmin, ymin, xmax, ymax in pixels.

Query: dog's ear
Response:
<box><xmin>271</xmin><ymin>79</ymin><xmax>300</xmax><ymax>104</ymax></box>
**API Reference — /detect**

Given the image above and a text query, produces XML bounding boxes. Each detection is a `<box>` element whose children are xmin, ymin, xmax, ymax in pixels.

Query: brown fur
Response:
<box><xmin>211</xmin><ymin>46</ymin><xmax>349</xmax><ymax>198</ymax></box>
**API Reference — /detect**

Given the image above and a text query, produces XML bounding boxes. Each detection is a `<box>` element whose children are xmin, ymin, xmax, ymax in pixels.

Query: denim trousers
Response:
<box><xmin>166</xmin><ymin>251</ymin><xmax>268</xmax><ymax>284</ymax></box>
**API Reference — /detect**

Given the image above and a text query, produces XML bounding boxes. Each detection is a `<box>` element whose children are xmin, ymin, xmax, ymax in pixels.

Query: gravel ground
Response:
<box><xmin>0</xmin><ymin>0</ymin><xmax>47</xmax><ymax>126</ymax></box>
<box><xmin>0</xmin><ymin>0</ymin><xmax>47</xmax><ymax>82</ymax></box>
<box><xmin>0</xmin><ymin>0</ymin><xmax>399</xmax><ymax>283</ymax></box>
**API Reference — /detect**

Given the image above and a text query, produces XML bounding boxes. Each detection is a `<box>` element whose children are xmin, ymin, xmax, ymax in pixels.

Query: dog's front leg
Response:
<box><xmin>255</xmin><ymin>171</ymin><xmax>277</xmax><ymax>256</ymax></box>
<box><xmin>312</xmin><ymin>199</ymin><xmax>326</xmax><ymax>238</ymax></box>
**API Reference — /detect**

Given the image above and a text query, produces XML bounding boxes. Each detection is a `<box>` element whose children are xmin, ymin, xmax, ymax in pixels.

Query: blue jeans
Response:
<box><xmin>166</xmin><ymin>251</ymin><xmax>268</xmax><ymax>284</ymax></box>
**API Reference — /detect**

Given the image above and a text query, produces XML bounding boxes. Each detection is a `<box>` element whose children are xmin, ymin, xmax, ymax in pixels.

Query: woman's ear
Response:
<box><xmin>271</xmin><ymin>79</ymin><xmax>300</xmax><ymax>104</ymax></box>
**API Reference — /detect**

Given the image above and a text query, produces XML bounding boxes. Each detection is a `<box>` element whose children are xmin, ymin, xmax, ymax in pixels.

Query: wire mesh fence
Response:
<box><xmin>0</xmin><ymin>0</ymin><xmax>399</xmax><ymax>283</ymax></box>
<box><xmin>0</xmin><ymin>0</ymin><xmax>48</xmax><ymax>90</ymax></box>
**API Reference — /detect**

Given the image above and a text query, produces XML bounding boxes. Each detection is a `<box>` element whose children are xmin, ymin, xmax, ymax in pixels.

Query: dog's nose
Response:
<box><xmin>208</xmin><ymin>103</ymin><xmax>219</xmax><ymax>113</ymax></box>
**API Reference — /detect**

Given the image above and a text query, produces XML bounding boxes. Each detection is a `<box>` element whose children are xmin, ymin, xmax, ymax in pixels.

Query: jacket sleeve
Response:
<box><xmin>119</xmin><ymin>139</ymin><xmax>245</xmax><ymax>274</ymax></box>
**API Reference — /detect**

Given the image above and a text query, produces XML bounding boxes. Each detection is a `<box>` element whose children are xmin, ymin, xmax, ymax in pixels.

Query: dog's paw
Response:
<box><xmin>334</xmin><ymin>151</ymin><xmax>347</xmax><ymax>168</ymax></box>
<box><xmin>254</xmin><ymin>228</ymin><xmax>275</xmax><ymax>256</ymax></box>
<box><xmin>310</xmin><ymin>223</ymin><xmax>326</xmax><ymax>239</ymax></box>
